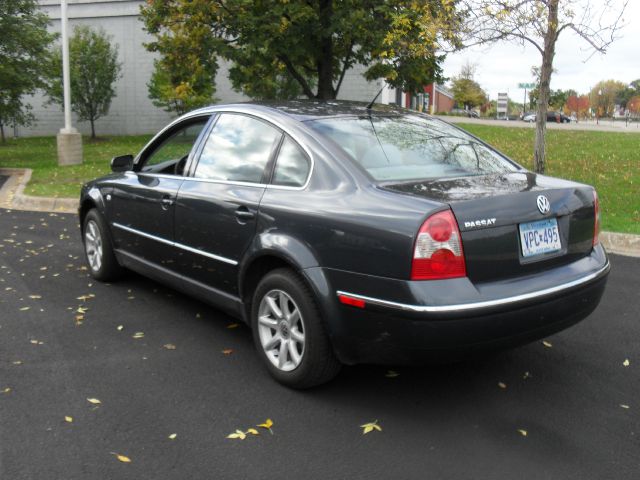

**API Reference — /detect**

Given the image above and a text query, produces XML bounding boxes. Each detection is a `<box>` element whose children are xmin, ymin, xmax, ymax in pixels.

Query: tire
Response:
<box><xmin>251</xmin><ymin>268</ymin><xmax>341</xmax><ymax>388</ymax></box>
<box><xmin>82</xmin><ymin>209</ymin><xmax>123</xmax><ymax>282</ymax></box>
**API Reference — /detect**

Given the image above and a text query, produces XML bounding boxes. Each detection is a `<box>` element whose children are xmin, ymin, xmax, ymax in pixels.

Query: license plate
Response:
<box><xmin>519</xmin><ymin>218</ymin><xmax>561</xmax><ymax>257</ymax></box>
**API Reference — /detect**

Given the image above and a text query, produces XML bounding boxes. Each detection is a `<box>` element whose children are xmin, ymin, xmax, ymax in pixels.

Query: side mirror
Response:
<box><xmin>111</xmin><ymin>154</ymin><xmax>134</xmax><ymax>172</ymax></box>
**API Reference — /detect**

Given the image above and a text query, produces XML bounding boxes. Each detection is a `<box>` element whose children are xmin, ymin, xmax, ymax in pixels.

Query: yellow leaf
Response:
<box><xmin>132</xmin><ymin>332</ymin><xmax>144</xmax><ymax>339</ymax></box>
<box><xmin>112</xmin><ymin>453</ymin><xmax>131</xmax><ymax>463</ymax></box>
<box><xmin>620</xmin><ymin>404</ymin><xmax>630</xmax><ymax>409</ymax></box>
<box><xmin>542</xmin><ymin>340</ymin><xmax>552</xmax><ymax>348</ymax></box>
<box><xmin>221</xmin><ymin>349</ymin><xmax>233</xmax><ymax>355</ymax></box>
<box><xmin>87</xmin><ymin>398</ymin><xmax>101</xmax><ymax>405</ymax></box>
<box><xmin>257</xmin><ymin>419</ymin><xmax>273</xmax><ymax>429</ymax></box>
<box><xmin>29</xmin><ymin>295</ymin><xmax>41</xmax><ymax>299</ymax></box>
<box><xmin>498</xmin><ymin>382</ymin><xmax>507</xmax><ymax>389</ymax></box>
<box><xmin>246</xmin><ymin>428</ymin><xmax>259</xmax><ymax>435</ymax></box>
<box><xmin>623</xmin><ymin>359</ymin><xmax>630</xmax><ymax>367</ymax></box>
<box><xmin>168</xmin><ymin>433</ymin><xmax>177</xmax><ymax>439</ymax></box>
<box><xmin>360</xmin><ymin>420</ymin><xmax>382</xmax><ymax>434</ymax></box>
<box><xmin>65</xmin><ymin>416</ymin><xmax>73</xmax><ymax>423</ymax></box>
<box><xmin>385</xmin><ymin>370</ymin><xmax>399</xmax><ymax>378</ymax></box>
<box><xmin>77</xmin><ymin>307</ymin><xmax>88</xmax><ymax>314</ymax></box>
<box><xmin>1</xmin><ymin>387</ymin><xmax>11</xmax><ymax>394</ymax></box>
<box><xmin>226</xmin><ymin>323</ymin><xmax>239</xmax><ymax>329</ymax></box>
<box><xmin>20</xmin><ymin>307</ymin><xmax>30</xmax><ymax>311</ymax></box>
<box><xmin>517</xmin><ymin>429</ymin><xmax>528</xmax><ymax>437</ymax></box>
<box><xmin>117</xmin><ymin>325</ymin><xmax>123</xmax><ymax>331</ymax></box>
<box><xmin>163</xmin><ymin>344</ymin><xmax>176</xmax><ymax>350</ymax></box>
<box><xmin>227</xmin><ymin>429</ymin><xmax>246</xmax><ymax>440</ymax></box>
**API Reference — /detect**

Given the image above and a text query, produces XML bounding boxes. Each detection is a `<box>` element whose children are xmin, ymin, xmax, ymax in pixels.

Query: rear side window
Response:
<box><xmin>194</xmin><ymin>114</ymin><xmax>281</xmax><ymax>183</ymax></box>
<box><xmin>272</xmin><ymin>137</ymin><xmax>310</xmax><ymax>187</ymax></box>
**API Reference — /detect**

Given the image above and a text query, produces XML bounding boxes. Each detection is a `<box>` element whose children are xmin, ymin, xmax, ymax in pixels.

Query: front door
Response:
<box><xmin>109</xmin><ymin>116</ymin><xmax>211</xmax><ymax>270</ymax></box>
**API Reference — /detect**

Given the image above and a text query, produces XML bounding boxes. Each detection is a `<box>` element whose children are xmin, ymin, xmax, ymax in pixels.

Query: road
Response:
<box><xmin>0</xmin><ymin>208</ymin><xmax>638</xmax><ymax>480</ymax></box>
<box><xmin>444</xmin><ymin>115</ymin><xmax>640</xmax><ymax>134</ymax></box>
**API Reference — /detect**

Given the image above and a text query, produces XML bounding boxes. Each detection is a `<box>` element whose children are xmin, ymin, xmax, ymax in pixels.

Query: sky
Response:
<box><xmin>442</xmin><ymin>1</ymin><xmax>639</xmax><ymax>101</ymax></box>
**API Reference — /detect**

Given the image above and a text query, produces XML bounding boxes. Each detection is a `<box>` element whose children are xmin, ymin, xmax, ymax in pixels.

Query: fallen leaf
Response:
<box><xmin>76</xmin><ymin>307</ymin><xmax>88</xmax><ymax>314</ymax></box>
<box><xmin>163</xmin><ymin>344</ymin><xmax>176</xmax><ymax>350</ymax></box>
<box><xmin>517</xmin><ymin>429</ymin><xmax>528</xmax><ymax>437</ymax></box>
<box><xmin>522</xmin><ymin>371</ymin><xmax>531</xmax><ymax>379</ymax></box>
<box><xmin>246</xmin><ymin>428</ymin><xmax>259</xmax><ymax>435</ymax></box>
<box><xmin>623</xmin><ymin>359</ymin><xmax>630</xmax><ymax>367</ymax></box>
<box><xmin>132</xmin><ymin>332</ymin><xmax>144</xmax><ymax>339</ymax></box>
<box><xmin>227</xmin><ymin>429</ymin><xmax>247</xmax><ymax>440</ymax></box>
<box><xmin>385</xmin><ymin>370</ymin><xmax>400</xmax><ymax>378</ymax></box>
<box><xmin>542</xmin><ymin>340</ymin><xmax>552</xmax><ymax>348</ymax></box>
<box><xmin>29</xmin><ymin>295</ymin><xmax>41</xmax><ymax>299</ymax></box>
<box><xmin>117</xmin><ymin>325</ymin><xmax>123</xmax><ymax>331</ymax></box>
<box><xmin>12</xmin><ymin>360</ymin><xmax>22</xmax><ymax>365</ymax></box>
<box><xmin>360</xmin><ymin>420</ymin><xmax>382</xmax><ymax>435</ymax></box>
<box><xmin>20</xmin><ymin>307</ymin><xmax>30</xmax><ymax>311</ymax></box>
<box><xmin>87</xmin><ymin>398</ymin><xmax>101</xmax><ymax>405</ymax></box>
<box><xmin>168</xmin><ymin>433</ymin><xmax>177</xmax><ymax>439</ymax></box>
<box><xmin>112</xmin><ymin>453</ymin><xmax>131</xmax><ymax>463</ymax></box>
<box><xmin>65</xmin><ymin>416</ymin><xmax>73</xmax><ymax>423</ymax></box>
<box><xmin>620</xmin><ymin>404</ymin><xmax>630</xmax><ymax>409</ymax></box>
<box><xmin>257</xmin><ymin>419</ymin><xmax>273</xmax><ymax>431</ymax></box>
<box><xmin>498</xmin><ymin>382</ymin><xmax>507</xmax><ymax>389</ymax></box>
<box><xmin>226</xmin><ymin>323</ymin><xmax>239</xmax><ymax>329</ymax></box>
<box><xmin>222</xmin><ymin>349</ymin><xmax>233</xmax><ymax>355</ymax></box>
<box><xmin>1</xmin><ymin>387</ymin><xmax>11</xmax><ymax>394</ymax></box>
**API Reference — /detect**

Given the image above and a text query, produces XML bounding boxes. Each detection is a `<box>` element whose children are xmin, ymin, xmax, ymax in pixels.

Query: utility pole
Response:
<box><xmin>56</xmin><ymin>0</ymin><xmax>83</xmax><ymax>166</ymax></box>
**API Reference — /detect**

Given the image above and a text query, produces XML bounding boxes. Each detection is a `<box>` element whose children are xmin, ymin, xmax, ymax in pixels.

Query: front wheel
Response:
<box><xmin>82</xmin><ymin>209</ymin><xmax>123</xmax><ymax>281</ymax></box>
<box><xmin>251</xmin><ymin>269</ymin><xmax>341</xmax><ymax>388</ymax></box>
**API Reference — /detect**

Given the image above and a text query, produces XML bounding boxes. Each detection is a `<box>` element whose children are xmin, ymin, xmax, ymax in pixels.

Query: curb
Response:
<box><xmin>1</xmin><ymin>168</ymin><xmax>639</xmax><ymax>257</ymax></box>
<box><xmin>0</xmin><ymin>168</ymin><xmax>78</xmax><ymax>214</ymax></box>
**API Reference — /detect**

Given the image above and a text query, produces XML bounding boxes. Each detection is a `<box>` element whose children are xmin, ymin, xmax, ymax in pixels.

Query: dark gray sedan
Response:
<box><xmin>79</xmin><ymin>101</ymin><xmax>609</xmax><ymax>388</ymax></box>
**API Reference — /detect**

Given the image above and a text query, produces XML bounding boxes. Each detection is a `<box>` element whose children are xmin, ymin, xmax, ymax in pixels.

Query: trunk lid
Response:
<box><xmin>383</xmin><ymin>172</ymin><xmax>597</xmax><ymax>283</ymax></box>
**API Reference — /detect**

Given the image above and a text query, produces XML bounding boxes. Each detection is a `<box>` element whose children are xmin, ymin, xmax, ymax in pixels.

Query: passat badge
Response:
<box><xmin>536</xmin><ymin>195</ymin><xmax>551</xmax><ymax>214</ymax></box>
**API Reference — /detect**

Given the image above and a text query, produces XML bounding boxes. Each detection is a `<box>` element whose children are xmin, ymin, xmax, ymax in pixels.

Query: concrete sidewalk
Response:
<box><xmin>1</xmin><ymin>167</ymin><xmax>638</xmax><ymax>257</ymax></box>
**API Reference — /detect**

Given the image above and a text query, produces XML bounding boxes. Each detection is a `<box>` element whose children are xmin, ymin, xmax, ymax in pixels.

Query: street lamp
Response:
<box><xmin>56</xmin><ymin>0</ymin><xmax>82</xmax><ymax>166</ymax></box>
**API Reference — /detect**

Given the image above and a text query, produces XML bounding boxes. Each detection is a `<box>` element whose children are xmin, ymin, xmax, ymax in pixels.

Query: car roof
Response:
<box><xmin>190</xmin><ymin>100</ymin><xmax>408</xmax><ymax>122</ymax></box>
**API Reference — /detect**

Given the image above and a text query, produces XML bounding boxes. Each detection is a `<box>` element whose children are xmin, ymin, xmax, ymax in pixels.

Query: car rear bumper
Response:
<box><xmin>309</xmin><ymin>245</ymin><xmax>609</xmax><ymax>365</ymax></box>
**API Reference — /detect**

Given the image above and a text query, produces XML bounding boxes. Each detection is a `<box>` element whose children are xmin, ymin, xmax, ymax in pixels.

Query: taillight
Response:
<box><xmin>411</xmin><ymin>209</ymin><xmax>466</xmax><ymax>280</ymax></box>
<box><xmin>593</xmin><ymin>190</ymin><xmax>600</xmax><ymax>246</ymax></box>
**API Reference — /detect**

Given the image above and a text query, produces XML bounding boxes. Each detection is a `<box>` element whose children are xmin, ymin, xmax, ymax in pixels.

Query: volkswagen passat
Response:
<box><xmin>79</xmin><ymin>101</ymin><xmax>609</xmax><ymax>388</ymax></box>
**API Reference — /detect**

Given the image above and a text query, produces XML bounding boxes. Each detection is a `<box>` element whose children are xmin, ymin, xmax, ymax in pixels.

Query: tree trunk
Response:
<box><xmin>534</xmin><ymin>0</ymin><xmax>559</xmax><ymax>174</ymax></box>
<box><xmin>316</xmin><ymin>0</ymin><xmax>336</xmax><ymax>100</ymax></box>
<box><xmin>90</xmin><ymin>118</ymin><xmax>96</xmax><ymax>139</ymax></box>
<box><xmin>0</xmin><ymin>123</ymin><xmax>5</xmax><ymax>144</ymax></box>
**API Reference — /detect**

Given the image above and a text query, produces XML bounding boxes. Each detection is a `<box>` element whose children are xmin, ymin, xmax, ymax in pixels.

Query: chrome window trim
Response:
<box><xmin>112</xmin><ymin>222</ymin><xmax>238</xmax><ymax>266</ymax></box>
<box><xmin>336</xmin><ymin>261</ymin><xmax>610</xmax><ymax>314</ymax></box>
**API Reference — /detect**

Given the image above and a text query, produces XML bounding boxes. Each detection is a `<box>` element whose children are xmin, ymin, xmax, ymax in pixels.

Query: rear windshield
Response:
<box><xmin>307</xmin><ymin>114</ymin><xmax>519</xmax><ymax>181</ymax></box>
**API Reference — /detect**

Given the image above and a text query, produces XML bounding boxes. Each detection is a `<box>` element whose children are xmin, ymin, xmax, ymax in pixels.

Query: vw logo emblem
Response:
<box><xmin>536</xmin><ymin>195</ymin><xmax>551</xmax><ymax>214</ymax></box>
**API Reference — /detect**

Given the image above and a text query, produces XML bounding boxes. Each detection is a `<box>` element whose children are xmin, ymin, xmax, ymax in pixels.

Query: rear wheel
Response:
<box><xmin>251</xmin><ymin>269</ymin><xmax>341</xmax><ymax>388</ymax></box>
<box><xmin>82</xmin><ymin>209</ymin><xmax>123</xmax><ymax>281</ymax></box>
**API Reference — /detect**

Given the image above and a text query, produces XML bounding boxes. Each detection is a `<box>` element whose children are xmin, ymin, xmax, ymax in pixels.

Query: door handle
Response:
<box><xmin>235</xmin><ymin>206</ymin><xmax>255</xmax><ymax>221</ymax></box>
<box><xmin>161</xmin><ymin>196</ymin><xmax>175</xmax><ymax>210</ymax></box>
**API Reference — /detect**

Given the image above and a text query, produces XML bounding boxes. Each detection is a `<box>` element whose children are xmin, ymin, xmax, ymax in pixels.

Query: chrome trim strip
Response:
<box><xmin>112</xmin><ymin>222</ymin><xmax>238</xmax><ymax>266</ymax></box>
<box><xmin>336</xmin><ymin>262</ymin><xmax>610</xmax><ymax>314</ymax></box>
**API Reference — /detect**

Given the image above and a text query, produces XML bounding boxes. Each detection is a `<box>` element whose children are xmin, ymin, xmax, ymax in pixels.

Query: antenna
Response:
<box><xmin>366</xmin><ymin>85</ymin><xmax>385</xmax><ymax>110</ymax></box>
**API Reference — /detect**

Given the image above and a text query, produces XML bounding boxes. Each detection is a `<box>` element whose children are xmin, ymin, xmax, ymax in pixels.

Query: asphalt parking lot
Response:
<box><xmin>1</xmin><ymin>208</ymin><xmax>638</xmax><ymax>479</ymax></box>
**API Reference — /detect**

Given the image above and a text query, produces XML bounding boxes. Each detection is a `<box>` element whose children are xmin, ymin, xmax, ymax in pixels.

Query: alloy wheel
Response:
<box><xmin>84</xmin><ymin>220</ymin><xmax>103</xmax><ymax>272</ymax></box>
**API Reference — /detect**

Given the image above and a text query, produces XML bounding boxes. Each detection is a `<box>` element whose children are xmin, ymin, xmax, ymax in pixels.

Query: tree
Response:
<box><xmin>0</xmin><ymin>0</ymin><xmax>56</xmax><ymax>143</ymax></box>
<box><xmin>47</xmin><ymin>26</ymin><xmax>121</xmax><ymax>139</ymax></box>
<box><xmin>460</xmin><ymin>0</ymin><xmax>628</xmax><ymax>173</ymax></box>
<box><xmin>450</xmin><ymin>62</ymin><xmax>487</xmax><ymax>109</ymax></box>
<box><xmin>628</xmin><ymin>96</ymin><xmax>640</xmax><ymax>117</ymax></box>
<box><xmin>565</xmin><ymin>94</ymin><xmax>590</xmax><ymax>120</ymax></box>
<box><xmin>589</xmin><ymin>79</ymin><xmax>627</xmax><ymax>118</ymax></box>
<box><xmin>616</xmin><ymin>79</ymin><xmax>640</xmax><ymax>108</ymax></box>
<box><xmin>141</xmin><ymin>1</ymin><xmax>462</xmax><ymax>104</ymax></box>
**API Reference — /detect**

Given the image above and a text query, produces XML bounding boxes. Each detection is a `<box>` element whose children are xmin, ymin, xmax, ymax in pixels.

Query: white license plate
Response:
<box><xmin>519</xmin><ymin>218</ymin><xmax>561</xmax><ymax>257</ymax></box>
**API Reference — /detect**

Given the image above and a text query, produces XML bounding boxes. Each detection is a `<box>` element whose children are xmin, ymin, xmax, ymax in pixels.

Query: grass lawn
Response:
<box><xmin>0</xmin><ymin>126</ymin><xmax>638</xmax><ymax>233</ymax></box>
<box><xmin>0</xmin><ymin>135</ymin><xmax>152</xmax><ymax>198</ymax></box>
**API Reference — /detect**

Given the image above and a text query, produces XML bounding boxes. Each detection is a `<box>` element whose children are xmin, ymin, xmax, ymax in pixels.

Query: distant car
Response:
<box><xmin>79</xmin><ymin>101</ymin><xmax>609</xmax><ymax>388</ymax></box>
<box><xmin>451</xmin><ymin>108</ymin><xmax>479</xmax><ymax>118</ymax></box>
<box><xmin>523</xmin><ymin>112</ymin><xmax>571</xmax><ymax>123</ymax></box>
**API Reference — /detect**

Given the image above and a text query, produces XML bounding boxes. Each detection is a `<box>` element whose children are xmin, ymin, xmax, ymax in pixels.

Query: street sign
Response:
<box><xmin>518</xmin><ymin>83</ymin><xmax>536</xmax><ymax>89</ymax></box>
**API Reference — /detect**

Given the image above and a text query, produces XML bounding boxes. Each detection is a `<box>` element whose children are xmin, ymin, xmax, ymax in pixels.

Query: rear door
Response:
<box><xmin>109</xmin><ymin>116</ymin><xmax>211</xmax><ymax>270</ymax></box>
<box><xmin>174</xmin><ymin>113</ymin><xmax>283</xmax><ymax>295</ymax></box>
